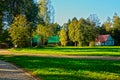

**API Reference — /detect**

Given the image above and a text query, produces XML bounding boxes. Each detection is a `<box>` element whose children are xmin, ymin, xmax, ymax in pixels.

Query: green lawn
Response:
<box><xmin>0</xmin><ymin>55</ymin><xmax>120</xmax><ymax>80</ymax></box>
<box><xmin>9</xmin><ymin>46</ymin><xmax>120</xmax><ymax>56</ymax></box>
<box><xmin>1</xmin><ymin>46</ymin><xmax>120</xmax><ymax>79</ymax></box>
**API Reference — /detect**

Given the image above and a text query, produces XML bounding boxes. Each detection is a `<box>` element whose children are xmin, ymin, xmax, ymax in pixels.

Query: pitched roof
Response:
<box><xmin>95</xmin><ymin>35</ymin><xmax>110</xmax><ymax>42</ymax></box>
<box><xmin>48</xmin><ymin>36</ymin><xmax>60</xmax><ymax>43</ymax></box>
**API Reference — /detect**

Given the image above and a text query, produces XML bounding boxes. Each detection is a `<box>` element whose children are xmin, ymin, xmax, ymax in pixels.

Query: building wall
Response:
<box><xmin>105</xmin><ymin>41</ymin><xmax>114</xmax><ymax>46</ymax></box>
<box><xmin>105</xmin><ymin>36</ymin><xmax>114</xmax><ymax>46</ymax></box>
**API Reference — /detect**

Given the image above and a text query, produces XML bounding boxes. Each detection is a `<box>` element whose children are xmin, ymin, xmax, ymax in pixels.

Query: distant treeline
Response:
<box><xmin>0</xmin><ymin>0</ymin><xmax>120</xmax><ymax>47</ymax></box>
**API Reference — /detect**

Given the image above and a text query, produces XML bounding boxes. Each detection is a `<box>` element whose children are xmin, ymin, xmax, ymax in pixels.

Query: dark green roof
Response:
<box><xmin>48</xmin><ymin>36</ymin><xmax>60</xmax><ymax>43</ymax></box>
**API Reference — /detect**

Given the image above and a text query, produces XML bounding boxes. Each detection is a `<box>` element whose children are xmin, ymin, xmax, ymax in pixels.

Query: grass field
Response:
<box><xmin>0</xmin><ymin>55</ymin><xmax>120</xmax><ymax>80</ymax></box>
<box><xmin>9</xmin><ymin>46</ymin><xmax>120</xmax><ymax>56</ymax></box>
<box><xmin>0</xmin><ymin>46</ymin><xmax>120</xmax><ymax>79</ymax></box>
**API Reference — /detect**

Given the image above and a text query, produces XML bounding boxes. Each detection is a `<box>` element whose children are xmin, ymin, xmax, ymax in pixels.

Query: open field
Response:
<box><xmin>0</xmin><ymin>55</ymin><xmax>120</xmax><ymax>80</ymax></box>
<box><xmin>9</xmin><ymin>46</ymin><xmax>120</xmax><ymax>56</ymax></box>
<box><xmin>0</xmin><ymin>46</ymin><xmax>120</xmax><ymax>80</ymax></box>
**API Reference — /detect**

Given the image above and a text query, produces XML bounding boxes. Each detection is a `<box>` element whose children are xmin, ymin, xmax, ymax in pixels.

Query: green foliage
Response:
<box><xmin>34</xmin><ymin>23</ymin><xmax>58</xmax><ymax>47</ymax></box>
<box><xmin>99</xmin><ymin>14</ymin><xmax>120</xmax><ymax>46</ymax></box>
<box><xmin>0</xmin><ymin>22</ymin><xmax>3</xmax><ymax>42</ymax></box>
<box><xmin>88</xmin><ymin>14</ymin><xmax>101</xmax><ymax>27</ymax></box>
<box><xmin>101</xmin><ymin>17</ymin><xmax>112</xmax><ymax>35</ymax></box>
<box><xmin>36</xmin><ymin>24</ymin><xmax>53</xmax><ymax>46</ymax></box>
<box><xmin>38</xmin><ymin>0</ymin><xmax>54</xmax><ymax>25</ymax></box>
<box><xmin>0</xmin><ymin>0</ymin><xmax>6</xmax><ymax>42</ymax></box>
<box><xmin>89</xmin><ymin>41</ymin><xmax>95</xmax><ymax>46</ymax></box>
<box><xmin>2</xmin><ymin>0</ymin><xmax>38</xmax><ymax>28</ymax></box>
<box><xmin>113</xmin><ymin>14</ymin><xmax>120</xmax><ymax>30</ymax></box>
<box><xmin>0</xmin><ymin>55</ymin><xmax>120</xmax><ymax>80</ymax></box>
<box><xmin>112</xmin><ymin>14</ymin><xmax>120</xmax><ymax>45</ymax></box>
<box><xmin>24</xmin><ymin>0</ymin><xmax>38</xmax><ymax>23</ymax></box>
<box><xmin>1</xmin><ymin>0</ymin><xmax>120</xmax><ymax>47</ymax></box>
<box><xmin>68</xmin><ymin>17</ymin><xmax>80</xmax><ymax>46</ymax></box>
<box><xmin>8</xmin><ymin>15</ymin><xmax>30</xmax><ymax>48</ymax></box>
<box><xmin>77</xmin><ymin>18</ymin><xmax>86</xmax><ymax>45</ymax></box>
<box><xmin>22</xmin><ymin>0</ymin><xmax>38</xmax><ymax>29</ymax></box>
<box><xmin>60</xmin><ymin>29</ymin><xmax>67</xmax><ymax>46</ymax></box>
<box><xmin>68</xmin><ymin>18</ymin><xmax>98</xmax><ymax>46</ymax></box>
<box><xmin>47</xmin><ymin>23</ymin><xmax>60</xmax><ymax>36</ymax></box>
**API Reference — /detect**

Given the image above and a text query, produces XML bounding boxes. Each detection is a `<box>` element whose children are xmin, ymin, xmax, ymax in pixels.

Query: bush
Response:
<box><xmin>89</xmin><ymin>41</ymin><xmax>95</xmax><ymax>47</ymax></box>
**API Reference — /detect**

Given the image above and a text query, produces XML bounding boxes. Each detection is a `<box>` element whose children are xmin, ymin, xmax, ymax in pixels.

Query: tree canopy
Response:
<box><xmin>1</xmin><ymin>0</ymin><xmax>120</xmax><ymax>47</ymax></box>
<box><xmin>60</xmin><ymin>28</ymin><xmax>67</xmax><ymax>46</ymax></box>
<box><xmin>38</xmin><ymin>0</ymin><xmax>55</xmax><ymax>25</ymax></box>
<box><xmin>8</xmin><ymin>15</ymin><xmax>30</xmax><ymax>47</ymax></box>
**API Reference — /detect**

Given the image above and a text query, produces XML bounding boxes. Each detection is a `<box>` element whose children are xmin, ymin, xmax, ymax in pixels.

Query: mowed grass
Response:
<box><xmin>2</xmin><ymin>46</ymin><xmax>120</xmax><ymax>79</ymax></box>
<box><xmin>9</xmin><ymin>46</ymin><xmax>120</xmax><ymax>56</ymax></box>
<box><xmin>0</xmin><ymin>55</ymin><xmax>120</xmax><ymax>80</ymax></box>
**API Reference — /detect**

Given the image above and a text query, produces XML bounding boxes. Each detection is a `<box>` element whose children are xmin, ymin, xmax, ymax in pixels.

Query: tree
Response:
<box><xmin>113</xmin><ymin>13</ymin><xmax>120</xmax><ymax>30</ymax></box>
<box><xmin>8</xmin><ymin>15</ymin><xmax>30</xmax><ymax>47</ymax></box>
<box><xmin>68</xmin><ymin>17</ymin><xmax>80</xmax><ymax>46</ymax></box>
<box><xmin>48</xmin><ymin>23</ymin><xmax>60</xmax><ymax>36</ymax></box>
<box><xmin>76</xmin><ymin>18</ymin><xmax>98</xmax><ymax>46</ymax></box>
<box><xmin>62</xmin><ymin>23</ymin><xmax>68</xmax><ymax>31</ymax></box>
<box><xmin>60</xmin><ymin>28</ymin><xmax>67</xmax><ymax>46</ymax></box>
<box><xmin>103</xmin><ymin>17</ymin><xmax>112</xmax><ymax>32</ymax></box>
<box><xmin>85</xmin><ymin>20</ymin><xmax>99</xmax><ymax>46</ymax></box>
<box><xmin>2</xmin><ymin>0</ymin><xmax>38</xmax><ymax>27</ymax></box>
<box><xmin>87</xmin><ymin>25</ymin><xmax>98</xmax><ymax>46</ymax></box>
<box><xmin>0</xmin><ymin>0</ymin><xmax>6</xmax><ymax>42</ymax></box>
<box><xmin>88</xmin><ymin>14</ymin><xmax>101</xmax><ymax>27</ymax></box>
<box><xmin>36</xmin><ymin>24</ymin><xmax>52</xmax><ymax>46</ymax></box>
<box><xmin>2</xmin><ymin>0</ymin><xmax>38</xmax><ymax>44</ymax></box>
<box><xmin>38</xmin><ymin>0</ymin><xmax>55</xmax><ymax>25</ymax></box>
<box><xmin>24</xmin><ymin>0</ymin><xmax>38</xmax><ymax>27</ymax></box>
<box><xmin>112</xmin><ymin>13</ymin><xmax>120</xmax><ymax>45</ymax></box>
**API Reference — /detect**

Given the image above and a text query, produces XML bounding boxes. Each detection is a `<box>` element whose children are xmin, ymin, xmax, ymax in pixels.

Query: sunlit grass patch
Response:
<box><xmin>9</xmin><ymin>46</ymin><xmax>120</xmax><ymax>56</ymax></box>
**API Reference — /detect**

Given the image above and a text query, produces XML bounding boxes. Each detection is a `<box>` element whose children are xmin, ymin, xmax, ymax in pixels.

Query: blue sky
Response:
<box><xmin>51</xmin><ymin>0</ymin><xmax>120</xmax><ymax>25</ymax></box>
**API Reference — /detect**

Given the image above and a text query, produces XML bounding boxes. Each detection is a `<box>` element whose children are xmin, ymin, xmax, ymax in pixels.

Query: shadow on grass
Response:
<box><xmin>51</xmin><ymin>47</ymin><xmax>120</xmax><ymax>52</ymax></box>
<box><xmin>0</xmin><ymin>55</ymin><xmax>120</xmax><ymax>80</ymax></box>
<box><xmin>39</xmin><ymin>74</ymin><xmax>95</xmax><ymax>80</ymax></box>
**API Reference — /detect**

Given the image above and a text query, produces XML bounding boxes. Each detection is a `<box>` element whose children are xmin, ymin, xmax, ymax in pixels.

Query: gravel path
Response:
<box><xmin>0</xmin><ymin>60</ymin><xmax>37</xmax><ymax>80</ymax></box>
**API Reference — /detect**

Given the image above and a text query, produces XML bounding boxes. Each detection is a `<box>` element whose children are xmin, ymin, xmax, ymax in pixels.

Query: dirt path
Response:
<box><xmin>0</xmin><ymin>49</ymin><xmax>39</xmax><ymax>80</ymax></box>
<box><xmin>0</xmin><ymin>49</ymin><xmax>120</xmax><ymax>60</ymax></box>
<box><xmin>22</xmin><ymin>54</ymin><xmax>120</xmax><ymax>60</ymax></box>
<box><xmin>0</xmin><ymin>60</ymin><xmax>37</xmax><ymax>80</ymax></box>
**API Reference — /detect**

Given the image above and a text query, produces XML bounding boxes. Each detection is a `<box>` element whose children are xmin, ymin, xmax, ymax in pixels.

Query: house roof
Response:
<box><xmin>95</xmin><ymin>35</ymin><xmax>110</xmax><ymax>42</ymax></box>
<box><xmin>48</xmin><ymin>36</ymin><xmax>60</xmax><ymax>43</ymax></box>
